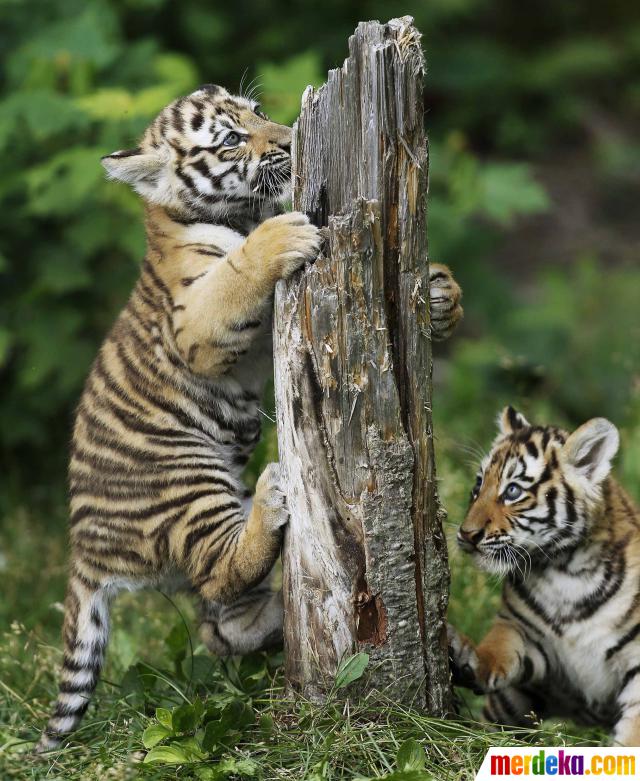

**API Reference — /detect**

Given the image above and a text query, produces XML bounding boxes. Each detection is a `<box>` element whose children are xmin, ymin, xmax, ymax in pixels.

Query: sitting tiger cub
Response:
<box><xmin>449</xmin><ymin>407</ymin><xmax>640</xmax><ymax>746</ymax></box>
<box><xmin>37</xmin><ymin>84</ymin><xmax>463</xmax><ymax>752</ymax></box>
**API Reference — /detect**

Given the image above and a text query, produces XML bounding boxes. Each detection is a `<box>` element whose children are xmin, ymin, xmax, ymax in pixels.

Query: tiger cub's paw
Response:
<box><xmin>429</xmin><ymin>262</ymin><xmax>463</xmax><ymax>341</ymax></box>
<box><xmin>476</xmin><ymin>646</ymin><xmax>523</xmax><ymax>693</ymax></box>
<box><xmin>448</xmin><ymin>623</ymin><xmax>483</xmax><ymax>693</ymax></box>
<box><xmin>254</xmin><ymin>462</ymin><xmax>290</xmax><ymax>532</ymax></box>
<box><xmin>251</xmin><ymin>212</ymin><xmax>321</xmax><ymax>280</ymax></box>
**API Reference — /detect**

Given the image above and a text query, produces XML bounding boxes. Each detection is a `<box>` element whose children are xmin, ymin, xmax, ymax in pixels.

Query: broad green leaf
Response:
<box><xmin>186</xmin><ymin>653</ymin><xmax>219</xmax><ymax>684</ymax></box>
<box><xmin>142</xmin><ymin>723</ymin><xmax>172</xmax><ymax>749</ymax></box>
<box><xmin>144</xmin><ymin>744</ymin><xmax>189</xmax><ymax>764</ymax></box>
<box><xmin>397</xmin><ymin>739</ymin><xmax>426</xmax><ymax>771</ymax></box>
<box><xmin>217</xmin><ymin>756</ymin><xmax>260</xmax><ymax>776</ymax></box>
<box><xmin>224</xmin><ymin>699</ymin><xmax>255</xmax><ymax>731</ymax></box>
<box><xmin>155</xmin><ymin>707</ymin><xmax>173</xmax><ymax>730</ymax></box>
<box><xmin>335</xmin><ymin>652</ymin><xmax>369</xmax><ymax>689</ymax></box>
<box><xmin>201</xmin><ymin>719</ymin><xmax>225</xmax><ymax>753</ymax></box>
<box><xmin>201</xmin><ymin>700</ymin><xmax>253</xmax><ymax>753</ymax></box>
<box><xmin>172</xmin><ymin>701</ymin><xmax>202</xmax><ymax>733</ymax></box>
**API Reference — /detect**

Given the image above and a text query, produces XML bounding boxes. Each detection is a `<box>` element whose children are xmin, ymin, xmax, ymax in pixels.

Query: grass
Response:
<box><xmin>0</xmin><ymin>462</ymin><xmax>606</xmax><ymax>781</ymax></box>
<box><xmin>0</xmin><ymin>614</ymin><xmax>602</xmax><ymax>781</ymax></box>
<box><xmin>1</xmin><ymin>258</ymin><xmax>636</xmax><ymax>779</ymax></box>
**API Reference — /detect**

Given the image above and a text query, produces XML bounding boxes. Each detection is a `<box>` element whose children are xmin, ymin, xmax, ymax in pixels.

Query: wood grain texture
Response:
<box><xmin>273</xmin><ymin>16</ymin><xmax>452</xmax><ymax>713</ymax></box>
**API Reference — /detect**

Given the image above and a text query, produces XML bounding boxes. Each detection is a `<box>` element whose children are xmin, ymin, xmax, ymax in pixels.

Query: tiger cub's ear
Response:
<box><xmin>497</xmin><ymin>406</ymin><xmax>530</xmax><ymax>436</ymax></box>
<box><xmin>562</xmin><ymin>418</ymin><xmax>619</xmax><ymax>484</ymax></box>
<box><xmin>101</xmin><ymin>148</ymin><xmax>165</xmax><ymax>186</ymax></box>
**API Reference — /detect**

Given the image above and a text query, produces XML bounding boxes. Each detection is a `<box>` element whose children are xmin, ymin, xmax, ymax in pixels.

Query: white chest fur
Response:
<box><xmin>512</xmin><ymin>550</ymin><xmax>638</xmax><ymax>710</ymax></box>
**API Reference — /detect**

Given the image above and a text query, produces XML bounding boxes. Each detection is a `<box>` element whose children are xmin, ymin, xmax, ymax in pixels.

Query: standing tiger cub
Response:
<box><xmin>449</xmin><ymin>407</ymin><xmax>640</xmax><ymax>746</ymax></box>
<box><xmin>37</xmin><ymin>84</ymin><xmax>463</xmax><ymax>752</ymax></box>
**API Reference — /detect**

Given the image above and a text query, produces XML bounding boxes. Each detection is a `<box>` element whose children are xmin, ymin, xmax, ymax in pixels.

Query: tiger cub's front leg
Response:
<box><xmin>172</xmin><ymin>212</ymin><xmax>320</xmax><ymax>376</ymax></box>
<box><xmin>189</xmin><ymin>462</ymin><xmax>289</xmax><ymax>606</ymax></box>
<box><xmin>448</xmin><ymin>619</ymin><xmax>546</xmax><ymax>693</ymax></box>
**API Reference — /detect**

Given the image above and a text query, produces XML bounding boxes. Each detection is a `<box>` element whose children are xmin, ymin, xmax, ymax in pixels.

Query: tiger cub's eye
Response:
<box><xmin>223</xmin><ymin>132</ymin><xmax>241</xmax><ymax>146</ymax></box>
<box><xmin>471</xmin><ymin>474</ymin><xmax>483</xmax><ymax>500</ymax></box>
<box><xmin>504</xmin><ymin>482</ymin><xmax>523</xmax><ymax>501</ymax></box>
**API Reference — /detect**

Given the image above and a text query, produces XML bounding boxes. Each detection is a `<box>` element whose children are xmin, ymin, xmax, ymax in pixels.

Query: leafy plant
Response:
<box><xmin>334</xmin><ymin>652</ymin><xmax>370</xmax><ymax>690</ymax></box>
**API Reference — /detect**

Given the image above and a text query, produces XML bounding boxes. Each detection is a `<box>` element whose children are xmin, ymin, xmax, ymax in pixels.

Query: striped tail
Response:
<box><xmin>36</xmin><ymin>575</ymin><xmax>111</xmax><ymax>753</ymax></box>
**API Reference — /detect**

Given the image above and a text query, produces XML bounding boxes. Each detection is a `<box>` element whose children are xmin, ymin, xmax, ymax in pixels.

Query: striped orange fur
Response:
<box><xmin>37</xmin><ymin>83</ymin><xmax>463</xmax><ymax>752</ymax></box>
<box><xmin>449</xmin><ymin>407</ymin><xmax>640</xmax><ymax>746</ymax></box>
<box><xmin>36</xmin><ymin>85</ymin><xmax>321</xmax><ymax>753</ymax></box>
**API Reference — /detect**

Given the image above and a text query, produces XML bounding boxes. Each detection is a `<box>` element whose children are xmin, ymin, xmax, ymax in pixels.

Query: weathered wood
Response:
<box><xmin>273</xmin><ymin>16</ymin><xmax>452</xmax><ymax>713</ymax></box>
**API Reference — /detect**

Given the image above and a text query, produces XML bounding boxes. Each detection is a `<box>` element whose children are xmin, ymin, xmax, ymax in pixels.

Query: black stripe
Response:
<box><xmin>141</xmin><ymin>259</ymin><xmax>173</xmax><ymax>304</ymax></box>
<box><xmin>77</xmin><ymin>544</ymin><xmax>152</xmax><ymax>567</ymax></box>
<box><xmin>63</xmin><ymin>655</ymin><xmax>101</xmax><ymax>674</ymax></box>
<box><xmin>196</xmin><ymin>518</ymin><xmax>244</xmax><ymax>577</ymax></box>
<box><xmin>503</xmin><ymin>594</ymin><xmax>547</xmax><ymax>637</ymax></box>
<box><xmin>186</xmin><ymin>501</ymin><xmax>241</xmax><ymax>527</ymax></box>
<box><xmin>195</xmin><ymin>247</ymin><xmax>224</xmax><ymax>257</ymax></box>
<box><xmin>606</xmin><ymin>623</ymin><xmax>640</xmax><ymax>660</ymax></box>
<box><xmin>191</xmin><ymin>112</ymin><xmax>204</xmax><ymax>131</ymax></box>
<box><xmin>182</xmin><ymin>272</ymin><xmax>207</xmax><ymax>287</ymax></box>
<box><xmin>511</xmin><ymin>580</ymin><xmax>564</xmax><ymax>635</ymax></box>
<box><xmin>59</xmin><ymin>680</ymin><xmax>96</xmax><ymax>694</ymax></box>
<box><xmin>72</xmin><ymin>473</ymin><xmax>237</xmax><ymax>500</ymax></box>
<box><xmin>494</xmin><ymin>690</ymin><xmax>519</xmax><ymax>724</ymax></box>
<box><xmin>184</xmin><ymin>511</ymin><xmax>240</xmax><ymax>554</ymax></box>
<box><xmin>53</xmin><ymin>700</ymin><xmax>90</xmax><ymax>718</ymax></box>
<box><xmin>620</xmin><ymin>665</ymin><xmax>640</xmax><ymax>694</ymax></box>
<box><xmin>92</xmin><ymin>352</ymin><xmax>148</xmax><ymax>415</ymax></box>
<box><xmin>72</xmin><ymin>569</ymin><xmax>102</xmax><ymax>591</ymax></box>
<box><xmin>71</xmin><ymin>488</ymin><xmax>217</xmax><ymax>525</ymax></box>
<box><xmin>172</xmin><ymin>103</ymin><xmax>185</xmax><ymax>133</ymax></box>
<box><xmin>231</xmin><ymin>319</ymin><xmax>261</xmax><ymax>331</ymax></box>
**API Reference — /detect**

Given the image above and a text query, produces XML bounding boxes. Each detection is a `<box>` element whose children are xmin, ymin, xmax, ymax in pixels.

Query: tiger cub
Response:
<box><xmin>37</xmin><ymin>84</ymin><xmax>463</xmax><ymax>752</ymax></box>
<box><xmin>449</xmin><ymin>407</ymin><xmax>640</xmax><ymax>746</ymax></box>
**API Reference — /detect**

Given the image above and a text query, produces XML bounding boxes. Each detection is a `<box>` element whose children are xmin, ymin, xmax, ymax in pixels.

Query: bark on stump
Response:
<box><xmin>273</xmin><ymin>16</ymin><xmax>452</xmax><ymax>714</ymax></box>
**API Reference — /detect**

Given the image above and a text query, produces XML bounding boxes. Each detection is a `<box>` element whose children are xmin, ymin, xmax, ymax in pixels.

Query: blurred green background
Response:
<box><xmin>0</xmin><ymin>0</ymin><xmax>639</xmax><ymax>769</ymax></box>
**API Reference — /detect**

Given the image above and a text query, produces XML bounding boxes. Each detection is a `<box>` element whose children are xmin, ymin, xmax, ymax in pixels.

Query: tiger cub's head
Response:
<box><xmin>101</xmin><ymin>84</ymin><xmax>292</xmax><ymax>220</ymax></box>
<box><xmin>457</xmin><ymin>406</ymin><xmax>619</xmax><ymax>575</ymax></box>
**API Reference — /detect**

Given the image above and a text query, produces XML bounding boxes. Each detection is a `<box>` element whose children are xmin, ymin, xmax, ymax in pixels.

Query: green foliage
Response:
<box><xmin>3</xmin><ymin>0</ymin><xmax>638</xmax><ymax>508</ymax></box>
<box><xmin>334</xmin><ymin>652</ymin><xmax>369</xmax><ymax>690</ymax></box>
<box><xmin>0</xmin><ymin>614</ymin><xmax>599</xmax><ymax>780</ymax></box>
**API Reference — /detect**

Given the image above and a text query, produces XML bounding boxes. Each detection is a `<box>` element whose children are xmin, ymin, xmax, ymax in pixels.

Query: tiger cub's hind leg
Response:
<box><xmin>36</xmin><ymin>575</ymin><xmax>113</xmax><ymax>753</ymax></box>
<box><xmin>199</xmin><ymin>577</ymin><xmax>283</xmax><ymax>656</ymax></box>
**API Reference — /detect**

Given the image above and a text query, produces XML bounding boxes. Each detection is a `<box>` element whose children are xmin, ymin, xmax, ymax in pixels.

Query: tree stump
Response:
<box><xmin>273</xmin><ymin>16</ymin><xmax>452</xmax><ymax>714</ymax></box>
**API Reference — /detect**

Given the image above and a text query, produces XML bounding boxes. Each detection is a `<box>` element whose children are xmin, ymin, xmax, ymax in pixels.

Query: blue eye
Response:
<box><xmin>504</xmin><ymin>483</ymin><xmax>523</xmax><ymax>501</ymax></box>
<box><xmin>223</xmin><ymin>132</ymin><xmax>241</xmax><ymax>146</ymax></box>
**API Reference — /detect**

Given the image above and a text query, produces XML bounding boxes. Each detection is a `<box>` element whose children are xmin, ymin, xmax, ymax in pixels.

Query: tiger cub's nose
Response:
<box><xmin>457</xmin><ymin>527</ymin><xmax>485</xmax><ymax>550</ymax></box>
